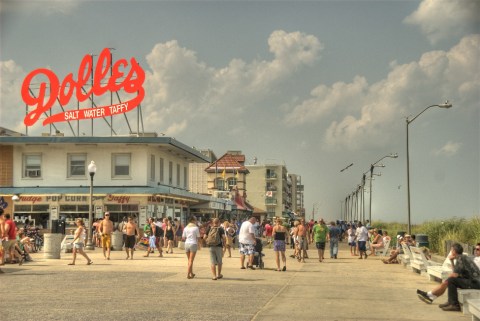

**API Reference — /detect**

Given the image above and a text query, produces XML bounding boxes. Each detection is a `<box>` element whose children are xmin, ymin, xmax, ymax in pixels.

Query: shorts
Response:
<box><xmin>3</xmin><ymin>240</ymin><xmax>16</xmax><ymax>252</ymax></box>
<box><xmin>239</xmin><ymin>243</ymin><xmax>255</xmax><ymax>256</ymax></box>
<box><xmin>73</xmin><ymin>242</ymin><xmax>84</xmax><ymax>249</ymax></box>
<box><xmin>348</xmin><ymin>241</ymin><xmax>356</xmax><ymax>246</ymax></box>
<box><xmin>102</xmin><ymin>234</ymin><xmax>112</xmax><ymax>249</ymax></box>
<box><xmin>125</xmin><ymin>235</ymin><xmax>136</xmax><ymax>249</ymax></box>
<box><xmin>297</xmin><ymin>237</ymin><xmax>307</xmax><ymax>250</ymax></box>
<box><xmin>273</xmin><ymin>240</ymin><xmax>286</xmax><ymax>252</ymax></box>
<box><xmin>185</xmin><ymin>243</ymin><xmax>198</xmax><ymax>253</ymax></box>
<box><xmin>149</xmin><ymin>236</ymin><xmax>156</xmax><ymax>248</ymax></box>
<box><xmin>209</xmin><ymin>246</ymin><xmax>223</xmax><ymax>265</ymax></box>
<box><xmin>315</xmin><ymin>242</ymin><xmax>326</xmax><ymax>250</ymax></box>
<box><xmin>358</xmin><ymin>241</ymin><xmax>367</xmax><ymax>251</ymax></box>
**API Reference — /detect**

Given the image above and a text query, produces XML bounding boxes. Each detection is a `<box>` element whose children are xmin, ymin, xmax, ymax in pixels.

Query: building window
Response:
<box><xmin>68</xmin><ymin>154</ymin><xmax>86</xmax><ymax>177</ymax></box>
<box><xmin>23</xmin><ymin>154</ymin><xmax>42</xmax><ymax>178</ymax></box>
<box><xmin>168</xmin><ymin>161</ymin><xmax>173</xmax><ymax>185</ymax></box>
<box><xmin>150</xmin><ymin>155</ymin><xmax>155</xmax><ymax>181</ymax></box>
<box><xmin>176</xmin><ymin>164</ymin><xmax>180</xmax><ymax>186</ymax></box>
<box><xmin>112</xmin><ymin>153</ymin><xmax>131</xmax><ymax>177</ymax></box>
<box><xmin>215</xmin><ymin>178</ymin><xmax>225</xmax><ymax>191</ymax></box>
<box><xmin>184</xmin><ymin>167</ymin><xmax>187</xmax><ymax>188</ymax></box>
<box><xmin>160</xmin><ymin>158</ymin><xmax>164</xmax><ymax>183</ymax></box>
<box><xmin>266</xmin><ymin>169</ymin><xmax>277</xmax><ymax>179</ymax></box>
<box><xmin>227</xmin><ymin>177</ymin><xmax>237</xmax><ymax>190</ymax></box>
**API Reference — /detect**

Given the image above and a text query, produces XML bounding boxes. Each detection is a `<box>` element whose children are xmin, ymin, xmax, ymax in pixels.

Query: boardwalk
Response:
<box><xmin>0</xmin><ymin>243</ymin><xmax>468</xmax><ymax>321</ymax></box>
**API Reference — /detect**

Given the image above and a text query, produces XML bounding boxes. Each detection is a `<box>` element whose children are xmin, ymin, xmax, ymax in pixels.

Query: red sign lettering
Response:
<box><xmin>19</xmin><ymin>196</ymin><xmax>43</xmax><ymax>204</ymax></box>
<box><xmin>21</xmin><ymin>48</ymin><xmax>145</xmax><ymax>126</ymax></box>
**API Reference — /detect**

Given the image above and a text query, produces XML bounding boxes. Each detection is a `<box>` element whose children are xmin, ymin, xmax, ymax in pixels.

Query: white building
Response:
<box><xmin>0</xmin><ymin>132</ymin><xmax>230</xmax><ymax>232</ymax></box>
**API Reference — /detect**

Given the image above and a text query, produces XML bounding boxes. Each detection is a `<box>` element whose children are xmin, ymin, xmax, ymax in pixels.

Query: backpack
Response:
<box><xmin>206</xmin><ymin>226</ymin><xmax>221</xmax><ymax>246</ymax></box>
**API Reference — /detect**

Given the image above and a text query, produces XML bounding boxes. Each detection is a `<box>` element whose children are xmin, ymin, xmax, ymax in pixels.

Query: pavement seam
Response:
<box><xmin>250</xmin><ymin>267</ymin><xmax>298</xmax><ymax>321</ymax></box>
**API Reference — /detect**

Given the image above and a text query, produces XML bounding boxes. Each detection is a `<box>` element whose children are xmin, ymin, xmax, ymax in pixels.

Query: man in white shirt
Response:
<box><xmin>355</xmin><ymin>221</ymin><xmax>369</xmax><ymax>259</ymax></box>
<box><xmin>238</xmin><ymin>216</ymin><xmax>257</xmax><ymax>270</ymax></box>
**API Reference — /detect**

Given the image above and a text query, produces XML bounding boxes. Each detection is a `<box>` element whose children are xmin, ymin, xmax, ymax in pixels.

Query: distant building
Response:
<box><xmin>204</xmin><ymin>151</ymin><xmax>253</xmax><ymax>220</ymax></box>
<box><xmin>289</xmin><ymin>174</ymin><xmax>305</xmax><ymax>216</ymax></box>
<box><xmin>245</xmin><ymin>162</ymin><xmax>292</xmax><ymax>219</ymax></box>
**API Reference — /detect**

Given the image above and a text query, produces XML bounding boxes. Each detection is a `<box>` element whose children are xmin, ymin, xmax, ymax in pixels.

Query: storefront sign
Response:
<box><xmin>18</xmin><ymin>196</ymin><xmax>43</xmax><ymax>204</ymax></box>
<box><xmin>21</xmin><ymin>48</ymin><xmax>145</xmax><ymax>126</ymax></box>
<box><xmin>106</xmin><ymin>194</ymin><xmax>130</xmax><ymax>204</ymax></box>
<box><xmin>46</xmin><ymin>195</ymin><xmax>103</xmax><ymax>202</ymax></box>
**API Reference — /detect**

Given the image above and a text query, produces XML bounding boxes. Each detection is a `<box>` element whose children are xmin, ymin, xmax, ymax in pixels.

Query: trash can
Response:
<box><xmin>44</xmin><ymin>233</ymin><xmax>63</xmax><ymax>259</ymax></box>
<box><xmin>111</xmin><ymin>230</ymin><xmax>123</xmax><ymax>251</ymax></box>
<box><xmin>415</xmin><ymin>234</ymin><xmax>429</xmax><ymax>248</ymax></box>
<box><xmin>51</xmin><ymin>220</ymin><xmax>66</xmax><ymax>234</ymax></box>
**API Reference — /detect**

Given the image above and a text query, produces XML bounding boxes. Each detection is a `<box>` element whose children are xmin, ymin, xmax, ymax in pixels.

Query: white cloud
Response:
<box><xmin>434</xmin><ymin>141</ymin><xmax>462</xmax><ymax>157</ymax></box>
<box><xmin>404</xmin><ymin>0</ymin><xmax>480</xmax><ymax>44</ymax></box>
<box><xmin>141</xmin><ymin>30</ymin><xmax>323</xmax><ymax>136</ymax></box>
<box><xmin>285</xmin><ymin>34</ymin><xmax>479</xmax><ymax>151</ymax></box>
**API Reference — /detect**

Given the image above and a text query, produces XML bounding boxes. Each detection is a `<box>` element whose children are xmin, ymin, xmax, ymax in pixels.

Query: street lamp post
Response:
<box><xmin>368</xmin><ymin>153</ymin><xmax>398</xmax><ymax>222</ymax></box>
<box><xmin>85</xmin><ymin>161</ymin><xmax>97</xmax><ymax>250</ymax></box>
<box><xmin>406</xmin><ymin>101</ymin><xmax>452</xmax><ymax>234</ymax></box>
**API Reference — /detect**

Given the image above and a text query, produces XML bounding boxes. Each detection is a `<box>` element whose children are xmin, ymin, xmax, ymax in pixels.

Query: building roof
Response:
<box><xmin>205</xmin><ymin>152</ymin><xmax>249</xmax><ymax>173</ymax></box>
<box><xmin>0</xmin><ymin>135</ymin><xmax>210</xmax><ymax>163</ymax></box>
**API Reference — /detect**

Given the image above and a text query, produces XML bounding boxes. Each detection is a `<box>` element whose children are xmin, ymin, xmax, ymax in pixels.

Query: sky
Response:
<box><xmin>0</xmin><ymin>0</ymin><xmax>479</xmax><ymax>224</ymax></box>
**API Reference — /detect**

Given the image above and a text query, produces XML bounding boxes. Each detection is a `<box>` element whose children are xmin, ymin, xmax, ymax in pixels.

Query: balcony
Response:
<box><xmin>266</xmin><ymin>173</ymin><xmax>277</xmax><ymax>180</ymax></box>
<box><xmin>265</xmin><ymin>185</ymin><xmax>277</xmax><ymax>191</ymax></box>
<box><xmin>265</xmin><ymin>198</ymin><xmax>277</xmax><ymax>205</ymax></box>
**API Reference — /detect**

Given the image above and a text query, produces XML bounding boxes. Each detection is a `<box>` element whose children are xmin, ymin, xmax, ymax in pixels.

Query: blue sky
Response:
<box><xmin>1</xmin><ymin>0</ymin><xmax>479</xmax><ymax>224</ymax></box>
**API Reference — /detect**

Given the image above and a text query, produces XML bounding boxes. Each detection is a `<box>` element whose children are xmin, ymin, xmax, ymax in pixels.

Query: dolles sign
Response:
<box><xmin>21</xmin><ymin>48</ymin><xmax>145</xmax><ymax>126</ymax></box>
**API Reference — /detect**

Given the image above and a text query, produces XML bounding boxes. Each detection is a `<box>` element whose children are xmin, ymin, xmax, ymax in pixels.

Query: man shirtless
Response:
<box><xmin>124</xmin><ymin>217</ymin><xmax>140</xmax><ymax>260</ymax></box>
<box><xmin>294</xmin><ymin>219</ymin><xmax>308</xmax><ymax>263</ymax></box>
<box><xmin>99</xmin><ymin>212</ymin><xmax>114</xmax><ymax>260</ymax></box>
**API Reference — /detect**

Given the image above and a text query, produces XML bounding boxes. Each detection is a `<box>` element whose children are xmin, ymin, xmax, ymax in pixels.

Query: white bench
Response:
<box><xmin>460</xmin><ymin>289</ymin><xmax>480</xmax><ymax>316</ymax></box>
<box><xmin>370</xmin><ymin>239</ymin><xmax>391</xmax><ymax>257</ymax></box>
<box><xmin>426</xmin><ymin>252</ymin><xmax>453</xmax><ymax>282</ymax></box>
<box><xmin>399</xmin><ymin>243</ymin><xmax>413</xmax><ymax>268</ymax></box>
<box><xmin>410</xmin><ymin>246</ymin><xmax>441</xmax><ymax>274</ymax></box>
<box><xmin>467</xmin><ymin>298</ymin><xmax>480</xmax><ymax>321</ymax></box>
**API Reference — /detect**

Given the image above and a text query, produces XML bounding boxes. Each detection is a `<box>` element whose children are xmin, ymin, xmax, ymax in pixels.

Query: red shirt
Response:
<box><xmin>264</xmin><ymin>224</ymin><xmax>273</xmax><ymax>236</ymax></box>
<box><xmin>6</xmin><ymin>219</ymin><xmax>16</xmax><ymax>240</ymax></box>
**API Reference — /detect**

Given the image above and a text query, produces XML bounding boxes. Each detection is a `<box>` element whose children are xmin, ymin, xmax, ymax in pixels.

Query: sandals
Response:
<box><xmin>282</xmin><ymin>266</ymin><xmax>287</xmax><ymax>271</ymax></box>
<box><xmin>68</xmin><ymin>263</ymin><xmax>75</xmax><ymax>265</ymax></box>
<box><xmin>87</xmin><ymin>261</ymin><xmax>93</xmax><ymax>265</ymax></box>
<box><xmin>217</xmin><ymin>274</ymin><xmax>223</xmax><ymax>279</ymax></box>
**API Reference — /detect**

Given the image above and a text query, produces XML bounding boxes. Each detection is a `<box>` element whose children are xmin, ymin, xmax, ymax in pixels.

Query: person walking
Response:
<box><xmin>124</xmin><ymin>216</ymin><xmax>139</xmax><ymax>259</ymax></box>
<box><xmin>0</xmin><ymin>209</ymin><xmax>5</xmax><ymax>272</ymax></box>
<box><xmin>222</xmin><ymin>221</ymin><xmax>234</xmax><ymax>258</ymax></box>
<box><xmin>165</xmin><ymin>218</ymin><xmax>175</xmax><ymax>254</ymax></box>
<box><xmin>346</xmin><ymin>223</ymin><xmax>357</xmax><ymax>256</ymax></box>
<box><xmin>328</xmin><ymin>221</ymin><xmax>341</xmax><ymax>259</ymax></box>
<box><xmin>205</xmin><ymin>218</ymin><xmax>226</xmax><ymax>280</ymax></box>
<box><xmin>68</xmin><ymin>219</ymin><xmax>92</xmax><ymax>265</ymax></box>
<box><xmin>99</xmin><ymin>212</ymin><xmax>114</xmax><ymax>260</ymax></box>
<box><xmin>355</xmin><ymin>221</ymin><xmax>369</xmax><ymax>259</ymax></box>
<box><xmin>312</xmin><ymin>219</ymin><xmax>329</xmax><ymax>262</ymax></box>
<box><xmin>272</xmin><ymin>218</ymin><xmax>287</xmax><ymax>271</ymax></box>
<box><xmin>238</xmin><ymin>216</ymin><xmax>257</xmax><ymax>270</ymax></box>
<box><xmin>143</xmin><ymin>218</ymin><xmax>157</xmax><ymax>257</ymax></box>
<box><xmin>182</xmin><ymin>216</ymin><xmax>200</xmax><ymax>279</ymax></box>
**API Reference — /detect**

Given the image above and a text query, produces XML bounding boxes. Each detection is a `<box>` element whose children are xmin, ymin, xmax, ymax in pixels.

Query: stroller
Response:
<box><xmin>252</xmin><ymin>238</ymin><xmax>265</xmax><ymax>269</ymax></box>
